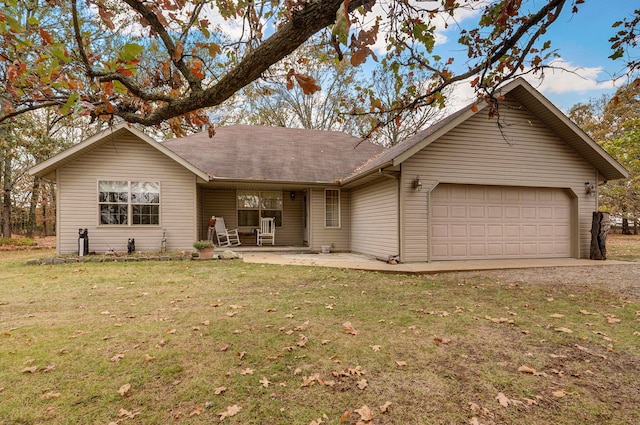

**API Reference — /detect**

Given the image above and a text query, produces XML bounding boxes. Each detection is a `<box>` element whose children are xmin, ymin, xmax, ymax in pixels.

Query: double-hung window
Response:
<box><xmin>98</xmin><ymin>180</ymin><xmax>160</xmax><ymax>225</ymax></box>
<box><xmin>325</xmin><ymin>189</ymin><xmax>340</xmax><ymax>228</ymax></box>
<box><xmin>237</xmin><ymin>191</ymin><xmax>282</xmax><ymax>227</ymax></box>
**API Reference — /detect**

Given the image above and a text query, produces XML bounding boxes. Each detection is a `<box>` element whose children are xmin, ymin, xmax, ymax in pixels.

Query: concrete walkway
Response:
<box><xmin>242</xmin><ymin>252</ymin><xmax>632</xmax><ymax>274</ymax></box>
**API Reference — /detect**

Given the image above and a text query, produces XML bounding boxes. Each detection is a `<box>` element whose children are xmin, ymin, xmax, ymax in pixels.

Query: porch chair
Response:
<box><xmin>257</xmin><ymin>217</ymin><xmax>276</xmax><ymax>246</ymax></box>
<box><xmin>214</xmin><ymin>216</ymin><xmax>241</xmax><ymax>247</ymax></box>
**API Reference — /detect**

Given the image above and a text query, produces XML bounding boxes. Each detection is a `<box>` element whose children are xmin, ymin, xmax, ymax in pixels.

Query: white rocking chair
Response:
<box><xmin>257</xmin><ymin>217</ymin><xmax>275</xmax><ymax>246</ymax></box>
<box><xmin>214</xmin><ymin>216</ymin><xmax>241</xmax><ymax>247</ymax></box>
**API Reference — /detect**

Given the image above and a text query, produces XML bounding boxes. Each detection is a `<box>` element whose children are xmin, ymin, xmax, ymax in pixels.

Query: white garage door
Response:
<box><xmin>431</xmin><ymin>185</ymin><xmax>571</xmax><ymax>260</ymax></box>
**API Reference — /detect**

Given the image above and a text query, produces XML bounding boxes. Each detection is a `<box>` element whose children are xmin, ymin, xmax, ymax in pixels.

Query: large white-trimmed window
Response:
<box><xmin>98</xmin><ymin>181</ymin><xmax>160</xmax><ymax>225</ymax></box>
<box><xmin>325</xmin><ymin>189</ymin><xmax>340</xmax><ymax>228</ymax></box>
<box><xmin>237</xmin><ymin>191</ymin><xmax>282</xmax><ymax>227</ymax></box>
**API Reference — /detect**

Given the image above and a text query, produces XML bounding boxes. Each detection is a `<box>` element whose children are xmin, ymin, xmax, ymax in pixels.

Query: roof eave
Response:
<box><xmin>29</xmin><ymin>123</ymin><xmax>211</xmax><ymax>182</ymax></box>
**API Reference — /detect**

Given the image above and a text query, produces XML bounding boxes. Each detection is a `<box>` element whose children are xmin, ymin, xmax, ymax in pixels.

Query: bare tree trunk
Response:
<box><xmin>590</xmin><ymin>212</ymin><xmax>610</xmax><ymax>260</ymax></box>
<box><xmin>26</xmin><ymin>176</ymin><xmax>41</xmax><ymax>237</ymax></box>
<box><xmin>2</xmin><ymin>155</ymin><xmax>11</xmax><ymax>238</ymax></box>
<box><xmin>622</xmin><ymin>218</ymin><xmax>631</xmax><ymax>235</ymax></box>
<box><xmin>49</xmin><ymin>182</ymin><xmax>56</xmax><ymax>236</ymax></box>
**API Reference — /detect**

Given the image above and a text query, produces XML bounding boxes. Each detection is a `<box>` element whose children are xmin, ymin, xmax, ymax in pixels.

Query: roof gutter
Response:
<box><xmin>339</xmin><ymin>160</ymin><xmax>394</xmax><ymax>186</ymax></box>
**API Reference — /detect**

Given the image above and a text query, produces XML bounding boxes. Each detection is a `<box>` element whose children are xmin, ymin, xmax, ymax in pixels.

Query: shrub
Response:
<box><xmin>0</xmin><ymin>237</ymin><xmax>37</xmax><ymax>247</ymax></box>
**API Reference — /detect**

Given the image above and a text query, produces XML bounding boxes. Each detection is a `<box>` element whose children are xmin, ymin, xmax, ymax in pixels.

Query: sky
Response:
<box><xmin>434</xmin><ymin>0</ymin><xmax>638</xmax><ymax>112</ymax></box>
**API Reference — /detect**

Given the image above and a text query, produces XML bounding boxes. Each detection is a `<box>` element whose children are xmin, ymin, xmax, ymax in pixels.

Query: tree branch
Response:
<box><xmin>114</xmin><ymin>0</ymin><xmax>374</xmax><ymax>125</ymax></box>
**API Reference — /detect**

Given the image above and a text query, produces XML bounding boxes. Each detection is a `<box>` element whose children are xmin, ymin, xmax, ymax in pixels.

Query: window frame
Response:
<box><xmin>98</xmin><ymin>180</ymin><xmax>161</xmax><ymax>226</ymax></box>
<box><xmin>324</xmin><ymin>188</ymin><xmax>341</xmax><ymax>228</ymax></box>
<box><xmin>237</xmin><ymin>190</ymin><xmax>283</xmax><ymax>228</ymax></box>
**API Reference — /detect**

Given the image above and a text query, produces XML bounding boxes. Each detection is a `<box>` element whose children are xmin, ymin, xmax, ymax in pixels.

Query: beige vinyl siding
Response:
<box><xmin>202</xmin><ymin>189</ymin><xmax>237</xmax><ymax>240</ymax></box>
<box><xmin>202</xmin><ymin>189</ymin><xmax>304</xmax><ymax>245</ymax></box>
<box><xmin>309</xmin><ymin>188</ymin><xmax>350</xmax><ymax>251</ymax></box>
<box><xmin>402</xmin><ymin>96</ymin><xmax>597</xmax><ymax>261</ymax></box>
<box><xmin>196</xmin><ymin>186</ymin><xmax>203</xmax><ymax>240</ymax></box>
<box><xmin>57</xmin><ymin>135</ymin><xmax>197</xmax><ymax>254</ymax></box>
<box><xmin>351</xmin><ymin>178</ymin><xmax>399</xmax><ymax>259</ymax></box>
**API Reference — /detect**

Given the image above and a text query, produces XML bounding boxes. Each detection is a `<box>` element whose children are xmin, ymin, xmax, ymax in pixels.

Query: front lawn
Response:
<box><xmin>1</xmin><ymin>251</ymin><xmax>638</xmax><ymax>424</ymax></box>
<box><xmin>607</xmin><ymin>233</ymin><xmax>640</xmax><ymax>261</ymax></box>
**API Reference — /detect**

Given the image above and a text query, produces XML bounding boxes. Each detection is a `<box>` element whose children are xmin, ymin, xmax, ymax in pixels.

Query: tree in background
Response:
<box><xmin>569</xmin><ymin>82</ymin><xmax>640</xmax><ymax>234</ymax></box>
<box><xmin>237</xmin><ymin>41</ymin><xmax>365</xmax><ymax>135</ymax></box>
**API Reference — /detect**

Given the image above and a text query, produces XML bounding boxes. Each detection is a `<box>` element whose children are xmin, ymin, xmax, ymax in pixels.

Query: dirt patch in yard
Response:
<box><xmin>449</xmin><ymin>263</ymin><xmax>640</xmax><ymax>300</ymax></box>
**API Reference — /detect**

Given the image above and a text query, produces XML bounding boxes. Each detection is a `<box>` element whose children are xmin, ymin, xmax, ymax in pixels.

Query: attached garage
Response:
<box><xmin>358</xmin><ymin>78</ymin><xmax>629</xmax><ymax>263</ymax></box>
<box><xmin>430</xmin><ymin>184</ymin><xmax>572</xmax><ymax>260</ymax></box>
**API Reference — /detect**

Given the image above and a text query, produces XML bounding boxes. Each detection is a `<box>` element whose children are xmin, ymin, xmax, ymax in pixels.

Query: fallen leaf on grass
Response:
<box><xmin>518</xmin><ymin>365</ymin><xmax>537</xmax><ymax>374</ymax></box>
<box><xmin>214</xmin><ymin>386</ymin><xmax>227</xmax><ymax>395</ymax></box>
<box><xmin>518</xmin><ymin>365</ymin><xmax>547</xmax><ymax>377</ymax></box>
<box><xmin>580</xmin><ymin>309</ymin><xmax>599</xmax><ymax>316</ymax></box>
<box><xmin>21</xmin><ymin>366</ymin><xmax>38</xmax><ymax>373</ymax></box>
<box><xmin>357</xmin><ymin>379</ymin><xmax>368</xmax><ymax>389</ymax></box>
<box><xmin>575</xmin><ymin>344</ymin><xmax>607</xmax><ymax>359</ymax></box>
<box><xmin>260</xmin><ymin>377</ymin><xmax>272</xmax><ymax>388</ymax></box>
<box><xmin>219</xmin><ymin>404</ymin><xmax>241</xmax><ymax>420</ymax></box>
<box><xmin>370</xmin><ymin>345</ymin><xmax>381</xmax><ymax>352</ymax></box>
<box><xmin>496</xmin><ymin>392</ymin><xmax>511</xmax><ymax>407</ymax></box>
<box><xmin>342</xmin><ymin>321</ymin><xmax>359</xmax><ymax>335</ymax></box>
<box><xmin>606</xmin><ymin>314</ymin><xmax>621</xmax><ymax>324</ymax></box>
<box><xmin>118</xmin><ymin>383</ymin><xmax>131</xmax><ymax>396</ymax></box>
<box><xmin>240</xmin><ymin>368</ymin><xmax>254</xmax><ymax>375</ymax></box>
<box><xmin>554</xmin><ymin>327</ymin><xmax>573</xmax><ymax>333</ymax></box>
<box><xmin>379</xmin><ymin>401</ymin><xmax>392</xmax><ymax>413</ymax></box>
<box><xmin>190</xmin><ymin>406</ymin><xmax>203</xmax><ymax>416</ymax></box>
<box><xmin>355</xmin><ymin>405</ymin><xmax>373</xmax><ymax>421</ymax></box>
<box><xmin>550</xmin><ymin>313</ymin><xmax>565</xmax><ymax>318</ymax></box>
<box><xmin>552</xmin><ymin>390</ymin><xmax>567</xmax><ymax>398</ymax></box>
<box><xmin>166</xmin><ymin>328</ymin><xmax>177</xmax><ymax>334</ymax></box>
<box><xmin>144</xmin><ymin>354</ymin><xmax>156</xmax><ymax>362</ymax></box>
<box><xmin>118</xmin><ymin>408</ymin><xmax>140</xmax><ymax>419</ymax></box>
<box><xmin>110</xmin><ymin>353</ymin><xmax>125</xmax><ymax>362</ymax></box>
<box><xmin>433</xmin><ymin>336</ymin><xmax>451</xmax><ymax>345</ymax></box>
<box><xmin>395</xmin><ymin>360</ymin><xmax>407</xmax><ymax>367</ymax></box>
<box><xmin>339</xmin><ymin>410</ymin><xmax>351</xmax><ymax>423</ymax></box>
<box><xmin>40</xmin><ymin>391</ymin><xmax>61</xmax><ymax>399</ymax></box>
<box><xmin>486</xmin><ymin>316</ymin><xmax>514</xmax><ymax>324</ymax></box>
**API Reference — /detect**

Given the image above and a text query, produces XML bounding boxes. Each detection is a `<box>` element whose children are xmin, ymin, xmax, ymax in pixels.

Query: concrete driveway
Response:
<box><xmin>241</xmin><ymin>252</ymin><xmax>631</xmax><ymax>274</ymax></box>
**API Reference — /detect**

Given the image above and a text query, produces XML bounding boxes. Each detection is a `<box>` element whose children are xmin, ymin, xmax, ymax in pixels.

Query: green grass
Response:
<box><xmin>607</xmin><ymin>233</ymin><xmax>640</xmax><ymax>261</ymax></box>
<box><xmin>1</xmin><ymin>249</ymin><xmax>639</xmax><ymax>424</ymax></box>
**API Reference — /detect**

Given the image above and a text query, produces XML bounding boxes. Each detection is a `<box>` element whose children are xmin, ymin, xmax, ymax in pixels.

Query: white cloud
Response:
<box><xmin>525</xmin><ymin>58</ymin><xmax>617</xmax><ymax>94</ymax></box>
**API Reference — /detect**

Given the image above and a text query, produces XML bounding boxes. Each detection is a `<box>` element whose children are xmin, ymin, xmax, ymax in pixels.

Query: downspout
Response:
<box><xmin>427</xmin><ymin>188</ymin><xmax>432</xmax><ymax>263</ymax></box>
<box><xmin>378</xmin><ymin>168</ymin><xmax>401</xmax><ymax>261</ymax></box>
<box><xmin>595</xmin><ymin>169</ymin><xmax>600</xmax><ymax>211</ymax></box>
<box><xmin>56</xmin><ymin>169</ymin><xmax>61</xmax><ymax>255</ymax></box>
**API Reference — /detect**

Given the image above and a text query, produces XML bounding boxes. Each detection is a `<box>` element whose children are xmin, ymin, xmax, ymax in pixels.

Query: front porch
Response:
<box><xmin>198</xmin><ymin>183</ymin><xmax>353</xmax><ymax>255</ymax></box>
<box><xmin>213</xmin><ymin>245</ymin><xmax>312</xmax><ymax>254</ymax></box>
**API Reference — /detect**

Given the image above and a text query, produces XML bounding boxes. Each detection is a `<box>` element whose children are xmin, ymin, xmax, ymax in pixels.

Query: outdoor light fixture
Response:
<box><xmin>290</xmin><ymin>191</ymin><xmax>296</xmax><ymax>201</ymax></box>
<box><xmin>412</xmin><ymin>175</ymin><xmax>423</xmax><ymax>192</ymax></box>
<box><xmin>585</xmin><ymin>182</ymin><xmax>596</xmax><ymax>195</ymax></box>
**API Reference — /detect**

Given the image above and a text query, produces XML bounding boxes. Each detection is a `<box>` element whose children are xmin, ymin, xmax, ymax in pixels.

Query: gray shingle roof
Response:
<box><xmin>161</xmin><ymin>125</ymin><xmax>385</xmax><ymax>183</ymax></box>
